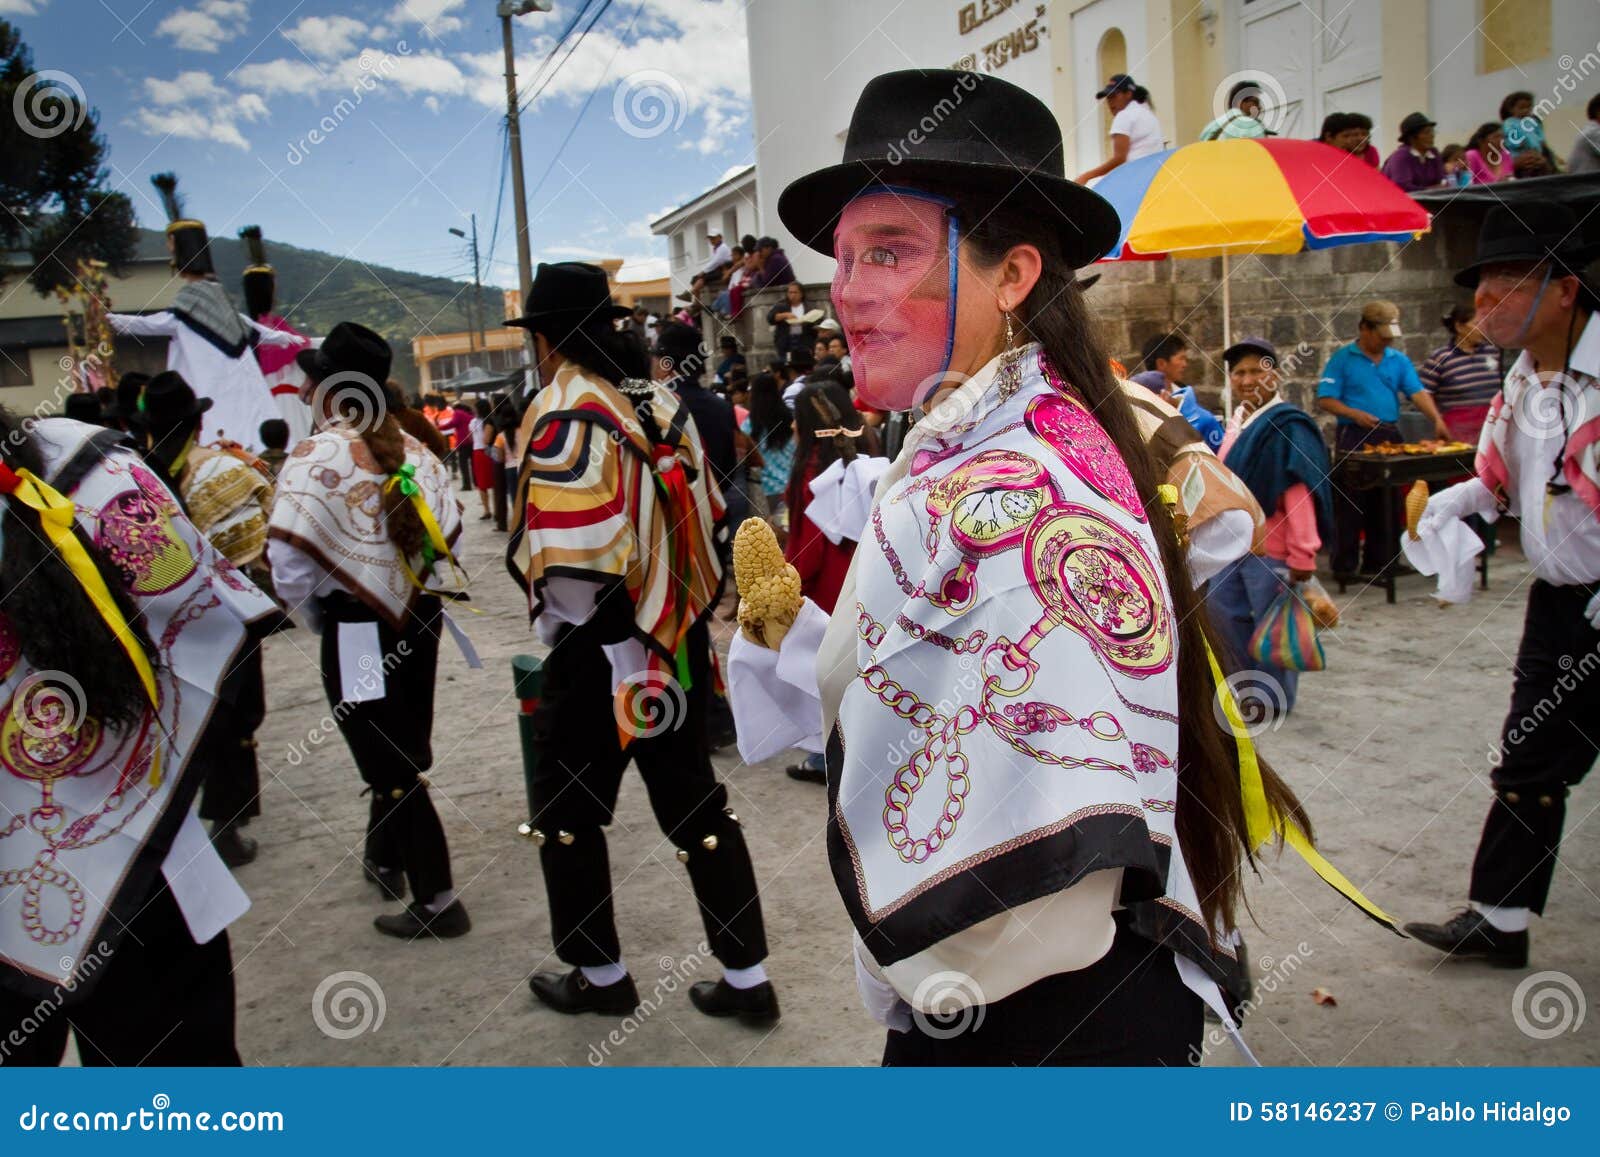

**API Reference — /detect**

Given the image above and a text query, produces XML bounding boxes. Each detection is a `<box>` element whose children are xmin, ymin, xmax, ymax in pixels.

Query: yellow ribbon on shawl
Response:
<box><xmin>1</xmin><ymin>466</ymin><xmax>163</xmax><ymax>785</ymax></box>
<box><xmin>384</xmin><ymin>463</ymin><xmax>463</xmax><ymax>593</ymax></box>
<box><xmin>1156</xmin><ymin>484</ymin><xmax>1397</xmax><ymax>930</ymax></box>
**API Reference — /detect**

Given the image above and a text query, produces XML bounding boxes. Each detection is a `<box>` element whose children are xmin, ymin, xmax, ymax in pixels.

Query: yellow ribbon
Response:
<box><xmin>8</xmin><ymin>469</ymin><xmax>163</xmax><ymax>785</ymax></box>
<box><xmin>384</xmin><ymin>469</ymin><xmax>463</xmax><ymax>593</ymax></box>
<box><xmin>1156</xmin><ymin>484</ymin><xmax>1396</xmax><ymax>930</ymax></box>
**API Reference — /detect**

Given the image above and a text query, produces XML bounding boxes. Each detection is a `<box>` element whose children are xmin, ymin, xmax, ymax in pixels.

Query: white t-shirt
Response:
<box><xmin>1110</xmin><ymin>100</ymin><xmax>1164</xmax><ymax>161</ymax></box>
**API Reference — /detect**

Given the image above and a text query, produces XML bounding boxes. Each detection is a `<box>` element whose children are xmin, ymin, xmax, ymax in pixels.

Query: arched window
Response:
<box><xmin>1098</xmin><ymin>27</ymin><xmax>1128</xmax><ymax>139</ymax></box>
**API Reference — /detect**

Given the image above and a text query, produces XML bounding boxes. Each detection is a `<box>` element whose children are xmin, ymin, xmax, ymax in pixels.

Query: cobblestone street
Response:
<box><xmin>226</xmin><ymin>513</ymin><xmax>1599</xmax><ymax>1067</ymax></box>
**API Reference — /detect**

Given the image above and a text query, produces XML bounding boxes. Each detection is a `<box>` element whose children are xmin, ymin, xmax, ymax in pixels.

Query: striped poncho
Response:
<box><xmin>508</xmin><ymin>362</ymin><xmax>724</xmax><ymax>678</ymax></box>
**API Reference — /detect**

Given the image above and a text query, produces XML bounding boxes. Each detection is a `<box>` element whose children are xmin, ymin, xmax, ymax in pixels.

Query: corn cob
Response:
<box><xmin>733</xmin><ymin>518</ymin><xmax>802</xmax><ymax>649</ymax></box>
<box><xmin>1405</xmin><ymin>479</ymin><xmax>1429</xmax><ymax>540</ymax></box>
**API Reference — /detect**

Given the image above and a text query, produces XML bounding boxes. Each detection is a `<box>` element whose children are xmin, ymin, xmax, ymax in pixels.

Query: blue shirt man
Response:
<box><xmin>1315</xmin><ymin>301</ymin><xmax>1448</xmax><ymax>435</ymax></box>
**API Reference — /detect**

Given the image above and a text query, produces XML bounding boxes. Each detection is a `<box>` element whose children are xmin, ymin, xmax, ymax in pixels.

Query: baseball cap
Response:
<box><xmin>1223</xmin><ymin>335</ymin><xmax>1278</xmax><ymax>366</ymax></box>
<box><xmin>1360</xmin><ymin>300</ymin><xmax>1403</xmax><ymax>338</ymax></box>
<box><xmin>1095</xmin><ymin>74</ymin><xmax>1136</xmax><ymax>100</ymax></box>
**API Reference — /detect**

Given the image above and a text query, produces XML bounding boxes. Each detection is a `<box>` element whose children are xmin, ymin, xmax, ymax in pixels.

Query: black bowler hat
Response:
<box><xmin>140</xmin><ymin>370</ymin><xmax>212</xmax><ymax>433</ymax></box>
<box><xmin>1396</xmin><ymin>111</ymin><xmax>1436</xmax><ymax>142</ymax></box>
<box><xmin>504</xmin><ymin>261</ymin><xmax>630</xmax><ymax>341</ymax></box>
<box><xmin>777</xmin><ymin>69</ymin><xmax>1122</xmax><ymax>269</ymax></box>
<box><xmin>63</xmin><ymin>393</ymin><xmax>102</xmax><ymax>425</ymax></box>
<box><xmin>297</xmin><ymin>321</ymin><xmax>393</xmax><ymax>388</ymax></box>
<box><xmin>1454</xmin><ymin>203</ymin><xmax>1600</xmax><ymax>309</ymax></box>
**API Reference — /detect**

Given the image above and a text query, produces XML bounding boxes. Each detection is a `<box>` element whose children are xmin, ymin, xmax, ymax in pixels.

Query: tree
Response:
<box><xmin>0</xmin><ymin>19</ymin><xmax>136</xmax><ymax>294</ymax></box>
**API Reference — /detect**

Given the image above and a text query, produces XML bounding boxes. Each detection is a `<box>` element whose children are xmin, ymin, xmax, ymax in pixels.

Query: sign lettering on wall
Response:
<box><xmin>951</xmin><ymin>3</ymin><xmax>1048</xmax><ymax>74</ymax></box>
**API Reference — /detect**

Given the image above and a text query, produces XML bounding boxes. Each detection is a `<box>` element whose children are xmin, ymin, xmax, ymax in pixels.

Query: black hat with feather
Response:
<box><xmin>239</xmin><ymin>225</ymin><xmax>276</xmax><ymax>320</ymax></box>
<box><xmin>151</xmin><ymin>172</ymin><xmax>214</xmax><ymax>276</ymax></box>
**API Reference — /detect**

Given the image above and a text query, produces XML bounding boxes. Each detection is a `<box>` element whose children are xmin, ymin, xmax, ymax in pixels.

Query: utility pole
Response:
<box><xmin>499</xmin><ymin>1</ymin><xmax>549</xmax><ymax>321</ymax></box>
<box><xmin>448</xmin><ymin>215</ymin><xmax>485</xmax><ymax>356</ymax></box>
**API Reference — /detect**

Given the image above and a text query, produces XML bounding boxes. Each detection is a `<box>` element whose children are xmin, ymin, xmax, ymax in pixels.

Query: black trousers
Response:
<box><xmin>319</xmin><ymin>594</ymin><xmax>454</xmax><ymax>906</ymax></box>
<box><xmin>529</xmin><ymin>619</ymin><xmax>768</xmax><ymax>968</ymax></box>
<box><xmin>0</xmin><ymin>884</ymin><xmax>240</xmax><ymax>1067</ymax></box>
<box><xmin>455</xmin><ymin>442</ymin><xmax>472</xmax><ymax>490</ymax></box>
<box><xmin>1332</xmin><ymin>422</ymin><xmax>1402</xmax><ymax>574</ymax></box>
<box><xmin>197</xmin><ymin>644</ymin><xmax>265</xmax><ymax>828</ymax></box>
<box><xmin>882</xmin><ymin>915</ymin><xmax>1202</xmax><ymax>1066</ymax></box>
<box><xmin>1469</xmin><ymin>579</ymin><xmax>1600</xmax><ymax>913</ymax></box>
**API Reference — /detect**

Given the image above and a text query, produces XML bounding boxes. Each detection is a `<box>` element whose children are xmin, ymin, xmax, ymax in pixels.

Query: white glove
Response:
<box><xmin>1417</xmin><ymin>478</ymin><xmax>1498</xmax><ymax>539</ymax></box>
<box><xmin>1586</xmin><ymin>590</ymin><xmax>1600</xmax><ymax>630</ymax></box>
<box><xmin>853</xmin><ymin>937</ymin><xmax>912</xmax><ymax>1032</ymax></box>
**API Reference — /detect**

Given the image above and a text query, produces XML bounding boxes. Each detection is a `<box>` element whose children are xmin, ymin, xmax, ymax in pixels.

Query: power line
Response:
<box><xmin>523</xmin><ymin>0</ymin><xmax>637</xmax><ymax>208</ymax></box>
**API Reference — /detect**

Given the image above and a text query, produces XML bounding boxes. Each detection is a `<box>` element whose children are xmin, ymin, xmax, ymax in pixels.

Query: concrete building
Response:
<box><xmin>736</xmin><ymin>0</ymin><xmax>1600</xmax><ymax>396</ymax></box>
<box><xmin>651</xmin><ymin>165</ymin><xmax>759</xmax><ymax>297</ymax></box>
<box><xmin>410</xmin><ymin>263</ymin><xmax>671</xmax><ymax>394</ymax></box>
<box><xmin>748</xmin><ymin>0</ymin><xmax>1600</xmax><ymax>287</ymax></box>
<box><xmin>0</xmin><ymin>231</ymin><xmax>177</xmax><ymax>415</ymax></box>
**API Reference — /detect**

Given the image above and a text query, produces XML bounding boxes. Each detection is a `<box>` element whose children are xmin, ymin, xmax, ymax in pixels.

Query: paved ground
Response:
<box><xmin>223</xmin><ymin>508</ymin><xmax>1599</xmax><ymax>1067</ymax></box>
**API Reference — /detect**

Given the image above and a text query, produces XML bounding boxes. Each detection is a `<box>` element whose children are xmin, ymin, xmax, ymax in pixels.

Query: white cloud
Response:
<box><xmin>233</xmin><ymin>57</ymin><xmax>323</xmax><ymax>95</ymax></box>
<box><xmin>390</xmin><ymin>0</ymin><xmax>469</xmax><ymax>38</ymax></box>
<box><xmin>283</xmin><ymin>15</ymin><xmax>367</xmax><ymax>60</ymax></box>
<box><xmin>156</xmin><ymin>0</ymin><xmax>250</xmax><ymax>53</ymax></box>
<box><xmin>135</xmin><ymin>68</ymin><xmax>267</xmax><ymax>150</ymax></box>
<box><xmin>519</xmin><ymin>0</ymin><xmax>751</xmax><ymax>154</ymax></box>
<box><xmin>424</xmin><ymin>95</ymin><xmax>441</xmax><ymax>113</ymax></box>
<box><xmin>0</xmin><ymin>0</ymin><xmax>47</xmax><ymax>16</ymax></box>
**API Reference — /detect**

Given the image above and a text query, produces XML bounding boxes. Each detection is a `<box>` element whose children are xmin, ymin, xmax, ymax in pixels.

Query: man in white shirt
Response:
<box><xmin>680</xmin><ymin>229</ymin><xmax>733</xmax><ymax>303</ymax></box>
<box><xmin>1406</xmin><ymin>204</ymin><xmax>1600</xmax><ymax>968</ymax></box>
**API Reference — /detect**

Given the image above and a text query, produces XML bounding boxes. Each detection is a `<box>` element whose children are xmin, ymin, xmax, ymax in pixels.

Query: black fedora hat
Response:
<box><xmin>1454</xmin><ymin>203</ymin><xmax>1600</xmax><ymax>308</ymax></box>
<box><xmin>1397</xmin><ymin>111</ymin><xmax>1436</xmax><ymax>142</ymax></box>
<box><xmin>777</xmin><ymin>69</ymin><xmax>1122</xmax><ymax>269</ymax></box>
<box><xmin>140</xmin><ymin>370</ymin><xmax>212</xmax><ymax>432</ymax></box>
<box><xmin>505</xmin><ymin>261</ymin><xmax>630</xmax><ymax>340</ymax></box>
<box><xmin>297</xmin><ymin>321</ymin><xmax>393</xmax><ymax>387</ymax></box>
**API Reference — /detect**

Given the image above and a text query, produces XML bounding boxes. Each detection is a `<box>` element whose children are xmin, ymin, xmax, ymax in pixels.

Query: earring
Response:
<box><xmin>1003</xmin><ymin>310</ymin><xmax>1015</xmax><ymax>351</ymax></box>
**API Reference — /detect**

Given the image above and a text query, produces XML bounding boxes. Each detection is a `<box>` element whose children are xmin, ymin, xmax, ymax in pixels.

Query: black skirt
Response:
<box><xmin>881</xmin><ymin>914</ymin><xmax>1203</xmax><ymax>1067</ymax></box>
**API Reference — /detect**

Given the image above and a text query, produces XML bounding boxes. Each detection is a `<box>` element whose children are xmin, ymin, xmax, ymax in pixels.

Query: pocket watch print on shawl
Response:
<box><xmin>0</xmin><ymin>425</ymin><xmax>272</xmax><ymax>1000</ymax></box>
<box><xmin>831</xmin><ymin>344</ymin><xmax>1235</xmax><ymax>984</ymax></box>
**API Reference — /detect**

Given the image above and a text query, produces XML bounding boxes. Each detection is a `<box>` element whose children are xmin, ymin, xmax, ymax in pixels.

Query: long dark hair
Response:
<box><xmin>746</xmin><ymin>372</ymin><xmax>791</xmax><ymax>449</ymax></box>
<box><xmin>321</xmin><ymin>386</ymin><xmax>424</xmax><ymax>559</ymax></box>
<box><xmin>1467</xmin><ymin>121</ymin><xmax>1502</xmax><ymax>156</ymax></box>
<box><xmin>0</xmin><ymin>408</ymin><xmax>158</xmax><ymax>730</ymax></box>
<box><xmin>952</xmin><ymin>196</ymin><xmax>1309</xmax><ymax>937</ymax></box>
<box><xmin>548</xmin><ymin>319</ymin><xmax>649</xmax><ymax>388</ymax></box>
<box><xmin>786</xmin><ymin>375</ymin><xmax>870</xmax><ymax>516</ymax></box>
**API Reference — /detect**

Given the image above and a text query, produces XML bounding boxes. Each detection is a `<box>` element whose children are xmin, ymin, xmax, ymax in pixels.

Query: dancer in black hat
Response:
<box><xmin>506</xmin><ymin>262</ymin><xmax>776</xmax><ymax>1024</ymax></box>
<box><xmin>268</xmin><ymin>322</ymin><xmax>472</xmax><ymax>940</ymax></box>
<box><xmin>751</xmin><ymin>68</ymin><xmax>1394</xmax><ymax>1066</ymax></box>
<box><xmin>1406</xmin><ymin>203</ymin><xmax>1600</xmax><ymax>967</ymax></box>
<box><xmin>137</xmin><ymin>371</ymin><xmax>278</xmax><ymax>868</ymax></box>
<box><xmin>106</xmin><ymin>175</ymin><xmax>292</xmax><ymax>451</ymax></box>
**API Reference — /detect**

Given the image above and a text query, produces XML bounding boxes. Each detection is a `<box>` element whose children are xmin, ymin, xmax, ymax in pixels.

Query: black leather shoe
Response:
<box><xmin>212</xmin><ymin>826</ymin><xmax>258</xmax><ymax>868</ymax></box>
<box><xmin>362</xmin><ymin>858</ymin><xmax>406</xmax><ymax>901</ymax></box>
<box><xmin>785</xmin><ymin>763</ymin><xmax>826</xmax><ymax>785</ymax></box>
<box><xmin>689</xmin><ymin>978</ymin><xmax>780</xmax><ymax>1025</ymax></box>
<box><xmin>1404</xmin><ymin>908</ymin><xmax>1528</xmax><ymax>968</ymax></box>
<box><xmin>529</xmin><ymin>968</ymin><xmax>639</xmax><ymax>1015</ymax></box>
<box><xmin>373</xmin><ymin>901</ymin><xmax>471</xmax><ymax>941</ymax></box>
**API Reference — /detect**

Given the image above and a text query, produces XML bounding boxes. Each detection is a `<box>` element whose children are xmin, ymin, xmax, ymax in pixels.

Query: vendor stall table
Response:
<box><xmin>1335</xmin><ymin>447</ymin><xmax>1490</xmax><ymax>603</ymax></box>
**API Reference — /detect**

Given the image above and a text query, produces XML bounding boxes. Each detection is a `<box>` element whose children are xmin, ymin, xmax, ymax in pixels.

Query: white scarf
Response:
<box><xmin>823</xmin><ymin>345</ymin><xmax>1238</xmax><ymax>987</ymax></box>
<box><xmin>1</xmin><ymin>420</ymin><xmax>276</xmax><ymax>998</ymax></box>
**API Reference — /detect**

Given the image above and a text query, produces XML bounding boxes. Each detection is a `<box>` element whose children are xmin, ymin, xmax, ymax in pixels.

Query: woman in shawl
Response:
<box><xmin>267</xmin><ymin>323</ymin><xmax>470</xmax><ymax>941</ymax></box>
<box><xmin>0</xmin><ymin>404</ymin><xmax>275</xmax><ymax>1064</ymax></box>
<box><xmin>731</xmin><ymin>69</ymin><xmax>1394</xmax><ymax>1066</ymax></box>
<box><xmin>1206</xmin><ymin>337</ymin><xmax>1335</xmax><ymax>717</ymax></box>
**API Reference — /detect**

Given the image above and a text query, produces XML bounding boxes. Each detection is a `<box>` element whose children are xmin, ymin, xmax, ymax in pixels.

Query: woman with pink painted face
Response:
<box><xmin>742</xmin><ymin>69</ymin><xmax>1397</xmax><ymax>1066</ymax></box>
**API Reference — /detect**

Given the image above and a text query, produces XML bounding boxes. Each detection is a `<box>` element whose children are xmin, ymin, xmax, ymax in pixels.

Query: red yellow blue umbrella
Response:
<box><xmin>1096</xmin><ymin>137</ymin><xmax>1431</xmax><ymax>259</ymax></box>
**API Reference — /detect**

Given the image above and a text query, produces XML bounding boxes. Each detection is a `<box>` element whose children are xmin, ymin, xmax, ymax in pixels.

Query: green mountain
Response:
<box><xmin>149</xmin><ymin>228</ymin><xmax>508</xmax><ymax>387</ymax></box>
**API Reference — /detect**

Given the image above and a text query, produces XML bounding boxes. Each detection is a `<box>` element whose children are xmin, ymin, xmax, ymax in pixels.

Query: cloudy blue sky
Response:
<box><xmin>5</xmin><ymin>0</ymin><xmax>753</xmax><ymax>285</ymax></box>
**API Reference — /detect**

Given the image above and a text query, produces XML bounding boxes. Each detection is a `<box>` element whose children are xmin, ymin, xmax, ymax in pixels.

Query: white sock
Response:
<box><xmin>723</xmin><ymin>963</ymin><xmax>769</xmax><ymax>990</ymax></box>
<box><xmin>581</xmin><ymin>961</ymin><xmax>629</xmax><ymax>987</ymax></box>
<box><xmin>1471</xmin><ymin>902</ymin><xmax>1530</xmax><ymax>933</ymax></box>
<box><xmin>422</xmin><ymin>889</ymin><xmax>457</xmax><ymax>913</ymax></box>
